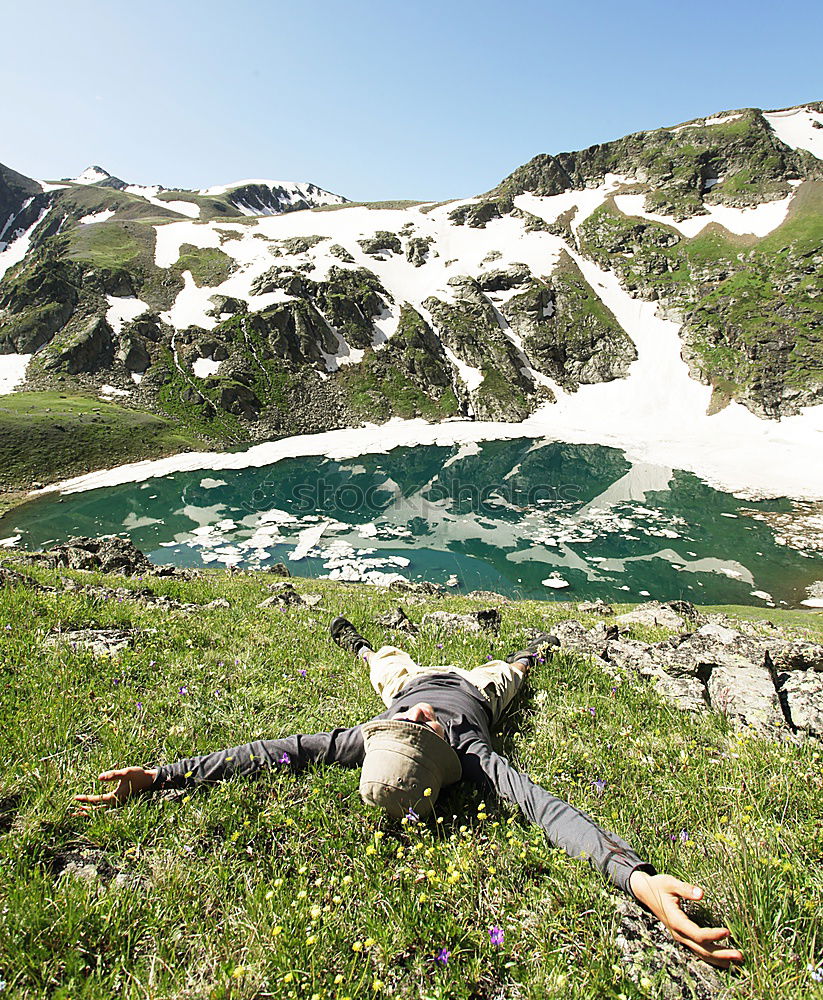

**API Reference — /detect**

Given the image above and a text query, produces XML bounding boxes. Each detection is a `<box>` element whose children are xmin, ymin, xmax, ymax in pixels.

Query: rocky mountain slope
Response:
<box><xmin>0</xmin><ymin>103</ymin><xmax>821</xmax><ymax>464</ymax></box>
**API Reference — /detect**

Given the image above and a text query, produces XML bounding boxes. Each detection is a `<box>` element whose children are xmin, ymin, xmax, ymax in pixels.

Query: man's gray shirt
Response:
<box><xmin>151</xmin><ymin>672</ymin><xmax>656</xmax><ymax>895</ymax></box>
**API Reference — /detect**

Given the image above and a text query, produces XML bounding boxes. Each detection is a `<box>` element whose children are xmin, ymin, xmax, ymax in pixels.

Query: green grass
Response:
<box><xmin>67</xmin><ymin>222</ymin><xmax>145</xmax><ymax>270</ymax></box>
<box><xmin>0</xmin><ymin>392</ymin><xmax>205</xmax><ymax>493</ymax></box>
<box><xmin>173</xmin><ymin>244</ymin><xmax>234</xmax><ymax>288</ymax></box>
<box><xmin>0</xmin><ymin>567</ymin><xmax>820</xmax><ymax>999</ymax></box>
<box><xmin>336</xmin><ymin>353</ymin><xmax>459</xmax><ymax>421</ymax></box>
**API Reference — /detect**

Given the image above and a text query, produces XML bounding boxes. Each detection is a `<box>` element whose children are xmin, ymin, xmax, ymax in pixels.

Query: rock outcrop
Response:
<box><xmin>550</xmin><ymin>612</ymin><xmax>823</xmax><ymax>739</ymax></box>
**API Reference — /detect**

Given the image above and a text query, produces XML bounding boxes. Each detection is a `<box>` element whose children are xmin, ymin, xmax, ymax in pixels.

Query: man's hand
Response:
<box><xmin>628</xmin><ymin>870</ymin><xmax>744</xmax><ymax>968</ymax></box>
<box><xmin>73</xmin><ymin>766</ymin><xmax>158</xmax><ymax>815</ymax></box>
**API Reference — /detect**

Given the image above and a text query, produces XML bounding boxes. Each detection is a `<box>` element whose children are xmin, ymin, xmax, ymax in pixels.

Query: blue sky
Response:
<box><xmin>4</xmin><ymin>0</ymin><xmax>821</xmax><ymax>201</ymax></box>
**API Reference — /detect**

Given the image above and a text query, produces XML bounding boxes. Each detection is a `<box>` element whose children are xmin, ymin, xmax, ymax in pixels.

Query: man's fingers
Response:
<box><xmin>666</xmin><ymin>905</ymin><xmax>729</xmax><ymax>944</ymax></box>
<box><xmin>657</xmin><ymin>876</ymin><xmax>704</xmax><ymax>901</ymax></box>
<box><xmin>99</xmin><ymin>769</ymin><xmax>128</xmax><ymax>781</ymax></box>
<box><xmin>74</xmin><ymin>792</ymin><xmax>116</xmax><ymax>805</ymax></box>
<box><xmin>671</xmin><ymin>931</ymin><xmax>744</xmax><ymax>968</ymax></box>
<box><xmin>666</xmin><ymin>910</ymin><xmax>744</xmax><ymax>965</ymax></box>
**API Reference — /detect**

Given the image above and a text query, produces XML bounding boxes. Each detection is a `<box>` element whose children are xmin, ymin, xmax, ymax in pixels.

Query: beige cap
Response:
<box><xmin>359</xmin><ymin>719</ymin><xmax>462</xmax><ymax>818</ymax></box>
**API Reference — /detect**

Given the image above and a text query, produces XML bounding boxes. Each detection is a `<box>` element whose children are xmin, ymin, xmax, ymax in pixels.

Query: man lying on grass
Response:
<box><xmin>76</xmin><ymin>617</ymin><xmax>744</xmax><ymax>969</ymax></box>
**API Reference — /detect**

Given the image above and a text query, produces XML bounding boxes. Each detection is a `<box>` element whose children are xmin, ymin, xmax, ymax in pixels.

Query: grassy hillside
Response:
<box><xmin>0</xmin><ymin>564</ymin><xmax>820</xmax><ymax>999</ymax></box>
<box><xmin>0</xmin><ymin>393</ymin><xmax>205</xmax><ymax>511</ymax></box>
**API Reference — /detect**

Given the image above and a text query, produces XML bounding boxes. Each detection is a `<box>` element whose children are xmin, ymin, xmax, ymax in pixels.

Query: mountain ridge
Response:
<box><xmin>0</xmin><ymin>100</ymin><xmax>821</xmax><ymax>498</ymax></box>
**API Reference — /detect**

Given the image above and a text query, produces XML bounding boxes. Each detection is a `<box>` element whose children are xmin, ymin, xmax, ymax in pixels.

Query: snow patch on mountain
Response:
<box><xmin>161</xmin><ymin>272</ymin><xmax>219</xmax><ymax>331</ymax></box>
<box><xmin>192</xmin><ymin>358</ymin><xmax>222</xmax><ymax>378</ymax></box>
<box><xmin>612</xmin><ymin>191</ymin><xmax>795</xmax><ymax>237</ymax></box>
<box><xmin>0</xmin><ymin>207</ymin><xmax>48</xmax><ymax>280</ymax></box>
<box><xmin>443</xmin><ymin>346</ymin><xmax>483</xmax><ymax>392</ymax></box>
<box><xmin>105</xmin><ymin>295</ymin><xmax>150</xmax><ymax>335</ymax></box>
<box><xmin>157</xmin><ymin>199</ymin><xmax>201</xmax><ymax>219</ymax></box>
<box><xmin>669</xmin><ymin>113</ymin><xmax>744</xmax><ymax>133</ymax></box>
<box><xmin>80</xmin><ymin>209</ymin><xmax>115</xmax><ymax>225</ymax></box>
<box><xmin>0</xmin><ymin>354</ymin><xmax>31</xmax><ymax>394</ymax></box>
<box><xmin>764</xmin><ymin>106</ymin><xmax>823</xmax><ymax>160</ymax></box>
<box><xmin>70</xmin><ymin>166</ymin><xmax>112</xmax><ymax>185</ymax></box>
<box><xmin>515</xmin><ymin>173</ymin><xmax>635</xmax><ymax>236</ymax></box>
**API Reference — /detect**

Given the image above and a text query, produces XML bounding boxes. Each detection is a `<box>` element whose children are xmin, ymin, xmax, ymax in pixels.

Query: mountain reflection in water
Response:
<box><xmin>2</xmin><ymin>439</ymin><xmax>820</xmax><ymax>607</ymax></box>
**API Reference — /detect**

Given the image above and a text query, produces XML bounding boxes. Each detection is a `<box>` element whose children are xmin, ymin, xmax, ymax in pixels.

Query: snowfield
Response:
<box><xmin>765</xmin><ymin>106</ymin><xmax>823</xmax><ymax>160</ymax></box>
<box><xmin>105</xmin><ymin>295</ymin><xmax>150</xmax><ymax>335</ymax></box>
<box><xmin>0</xmin><ymin>207</ymin><xmax>49</xmax><ymax>280</ymax></box>
<box><xmin>612</xmin><ymin>191</ymin><xmax>795</xmax><ymax>238</ymax></box>
<box><xmin>0</xmin><ymin>354</ymin><xmax>31</xmax><ymax>394</ymax></box>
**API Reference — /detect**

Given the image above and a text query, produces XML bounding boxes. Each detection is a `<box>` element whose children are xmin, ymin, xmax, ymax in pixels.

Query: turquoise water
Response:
<box><xmin>1</xmin><ymin>438</ymin><xmax>820</xmax><ymax>606</ymax></box>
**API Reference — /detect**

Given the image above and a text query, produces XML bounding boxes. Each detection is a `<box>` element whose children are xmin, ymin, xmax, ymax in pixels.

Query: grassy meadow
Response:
<box><xmin>0</xmin><ymin>564</ymin><xmax>821</xmax><ymax>999</ymax></box>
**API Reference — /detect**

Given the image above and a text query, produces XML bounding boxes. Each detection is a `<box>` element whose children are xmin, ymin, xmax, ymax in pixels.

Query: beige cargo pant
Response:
<box><xmin>367</xmin><ymin>645</ymin><xmax>525</xmax><ymax>724</ymax></box>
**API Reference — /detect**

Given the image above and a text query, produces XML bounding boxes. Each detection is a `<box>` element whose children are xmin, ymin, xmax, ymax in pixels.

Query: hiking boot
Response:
<box><xmin>505</xmin><ymin>631</ymin><xmax>560</xmax><ymax>667</ymax></box>
<box><xmin>330</xmin><ymin>616</ymin><xmax>373</xmax><ymax>655</ymax></box>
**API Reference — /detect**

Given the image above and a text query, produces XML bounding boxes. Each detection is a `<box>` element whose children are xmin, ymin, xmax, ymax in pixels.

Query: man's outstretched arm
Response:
<box><xmin>460</xmin><ymin>738</ymin><xmax>744</xmax><ymax>968</ymax></box>
<box><xmin>74</xmin><ymin>727</ymin><xmax>365</xmax><ymax>811</ymax></box>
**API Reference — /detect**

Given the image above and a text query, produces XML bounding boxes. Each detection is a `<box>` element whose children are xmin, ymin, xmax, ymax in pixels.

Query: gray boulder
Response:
<box><xmin>47</xmin><ymin>536</ymin><xmax>154</xmax><ymax>575</ymax></box>
<box><xmin>768</xmin><ymin>639</ymin><xmax>823</xmax><ymax>673</ymax></box>
<box><xmin>45</xmin><ymin>628</ymin><xmax>133</xmax><ymax>657</ymax></box>
<box><xmin>405</xmin><ymin>236</ymin><xmax>433</xmax><ymax>267</ymax></box>
<box><xmin>577</xmin><ymin>599</ymin><xmax>614</xmax><ymax>615</ymax></box>
<box><xmin>389</xmin><ymin>579</ymin><xmax>444</xmax><ymax>597</ymax></box>
<box><xmin>421</xmin><ymin>608</ymin><xmax>501</xmax><ymax>634</ymax></box>
<box><xmin>116</xmin><ymin>335</ymin><xmax>151</xmax><ymax>373</ymax></box>
<box><xmin>614</xmin><ymin>899</ymin><xmax>728</xmax><ymax>1000</ymax></box>
<box><xmin>707</xmin><ymin>663</ymin><xmax>785</xmax><ymax>734</ymax></box>
<box><xmin>375</xmin><ymin>606</ymin><xmax>418</xmax><ymax>633</ymax></box>
<box><xmin>258</xmin><ymin>583</ymin><xmax>304</xmax><ymax>608</ymax></box>
<box><xmin>779</xmin><ymin>671</ymin><xmax>823</xmax><ymax>736</ymax></box>
<box><xmin>358</xmin><ymin>232</ymin><xmax>402</xmax><ymax>256</ymax></box>
<box><xmin>616</xmin><ymin>601</ymin><xmax>693</xmax><ymax>630</ymax></box>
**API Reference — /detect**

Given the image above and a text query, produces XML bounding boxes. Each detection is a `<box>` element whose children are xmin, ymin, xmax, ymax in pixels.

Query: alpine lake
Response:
<box><xmin>2</xmin><ymin>438</ymin><xmax>821</xmax><ymax>608</ymax></box>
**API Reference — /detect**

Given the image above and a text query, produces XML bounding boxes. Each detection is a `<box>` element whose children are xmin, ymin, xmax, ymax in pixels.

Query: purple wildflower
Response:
<box><xmin>436</xmin><ymin>643</ymin><xmax>444</xmax><ymax>649</ymax></box>
<box><xmin>587</xmin><ymin>706</ymin><xmax>596</xmax><ymax>717</ymax></box>
<box><xmin>592</xmin><ymin>779</ymin><xmax>606</xmax><ymax>796</ymax></box>
<box><xmin>809</xmin><ymin>965</ymin><xmax>823</xmax><ymax>983</ymax></box>
<box><xmin>148</xmin><ymin>660</ymin><xmax>156</xmax><ymax>667</ymax></box>
<box><xmin>489</xmin><ymin>926</ymin><xmax>504</xmax><ymax>947</ymax></box>
<box><xmin>610</xmin><ymin>687</ymin><xmax>617</xmax><ymax>696</ymax></box>
<box><xmin>299</xmin><ymin>668</ymin><xmax>307</xmax><ymax>677</ymax></box>
<box><xmin>179</xmin><ymin>686</ymin><xmax>188</xmax><ymax>695</ymax></box>
<box><xmin>485</xmin><ymin>655</ymin><xmax>492</xmax><ymax>661</ymax></box>
<box><xmin>136</xmin><ymin>701</ymin><xmax>143</xmax><ymax>709</ymax></box>
<box><xmin>278</xmin><ymin>752</ymin><xmax>291</xmax><ymax>765</ymax></box>
<box><xmin>435</xmin><ymin>947</ymin><xmax>451</xmax><ymax>965</ymax></box>
<box><xmin>679</xmin><ymin>829</ymin><xmax>688</xmax><ymax>844</ymax></box>
<box><xmin>406</xmin><ymin>807</ymin><xmax>419</xmax><ymax>824</ymax></box>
